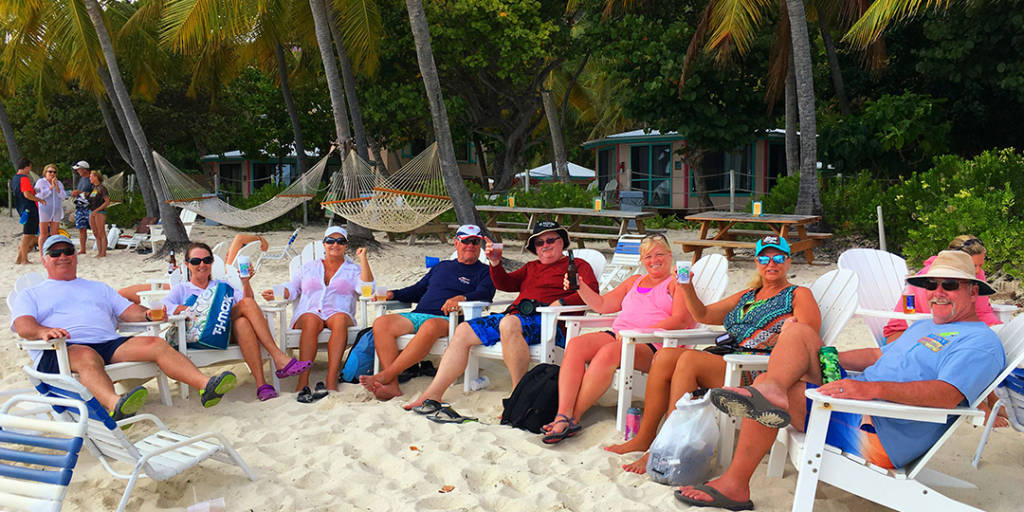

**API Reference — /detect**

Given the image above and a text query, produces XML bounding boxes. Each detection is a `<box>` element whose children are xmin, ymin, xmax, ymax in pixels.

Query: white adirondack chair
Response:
<box><xmin>784</xmin><ymin>313</ymin><xmax>1024</xmax><ymax>512</ymax></box>
<box><xmin>0</xmin><ymin>394</ymin><xmax>89</xmax><ymax>512</ymax></box>
<box><xmin>24</xmin><ymin>367</ymin><xmax>255</xmax><ymax>512</ymax></box>
<box><xmin>837</xmin><ymin>248</ymin><xmax>909</xmax><ymax>345</ymax></box>
<box><xmin>8</xmin><ymin>274</ymin><xmax>173</xmax><ymax>407</ymax></box>
<box><xmin>600</xmin><ymin>234</ymin><xmax>644</xmax><ymax>292</ymax></box>
<box><xmin>461</xmin><ymin>249</ymin><xmax>608</xmax><ymax>392</ymax></box>
<box><xmin>973</xmin><ymin>367</ymin><xmax>1024</xmax><ymax>467</ymax></box>
<box><xmin>605</xmin><ymin>253</ymin><xmax>730</xmax><ymax>431</ymax></box>
<box><xmin>148</xmin><ymin>209</ymin><xmax>198</xmax><ymax>251</ymax></box>
<box><xmin>233</xmin><ymin>240</ymin><xmax>264</xmax><ymax>272</ymax></box>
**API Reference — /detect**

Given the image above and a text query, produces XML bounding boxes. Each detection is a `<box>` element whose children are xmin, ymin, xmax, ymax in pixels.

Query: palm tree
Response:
<box><xmin>783</xmin><ymin>0</ymin><xmax>821</xmax><ymax>215</ymax></box>
<box><xmin>404</xmin><ymin>0</ymin><xmax>482</xmax><ymax>227</ymax></box>
<box><xmin>0</xmin><ymin>97</ymin><xmax>21</xmax><ymax>169</ymax></box>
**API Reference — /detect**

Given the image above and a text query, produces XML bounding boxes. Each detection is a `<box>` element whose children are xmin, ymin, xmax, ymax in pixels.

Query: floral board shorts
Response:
<box><xmin>465</xmin><ymin>313</ymin><xmax>566</xmax><ymax>348</ymax></box>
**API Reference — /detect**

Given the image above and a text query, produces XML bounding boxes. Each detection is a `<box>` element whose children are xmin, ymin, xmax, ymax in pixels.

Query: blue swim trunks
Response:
<box><xmin>75</xmin><ymin>207</ymin><xmax>90</xmax><ymax>229</ymax></box>
<box><xmin>399</xmin><ymin>312</ymin><xmax>447</xmax><ymax>331</ymax></box>
<box><xmin>465</xmin><ymin>313</ymin><xmax>565</xmax><ymax>348</ymax></box>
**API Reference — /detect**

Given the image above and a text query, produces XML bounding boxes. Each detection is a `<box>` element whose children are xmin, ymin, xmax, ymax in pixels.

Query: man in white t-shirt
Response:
<box><xmin>11</xmin><ymin>235</ymin><xmax>238</xmax><ymax>420</ymax></box>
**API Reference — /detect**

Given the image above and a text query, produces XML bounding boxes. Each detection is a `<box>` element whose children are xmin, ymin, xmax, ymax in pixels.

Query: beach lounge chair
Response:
<box><xmin>837</xmin><ymin>248</ymin><xmax>908</xmax><ymax>346</ymax></box>
<box><xmin>256</xmin><ymin>227</ymin><xmax>302</xmax><ymax>268</ymax></box>
<box><xmin>0</xmin><ymin>393</ymin><xmax>89</xmax><ymax>512</ymax></box>
<box><xmin>608</xmin><ymin>253</ymin><xmax>729</xmax><ymax>431</ymax></box>
<box><xmin>148</xmin><ymin>209</ymin><xmax>198</xmax><ymax>251</ymax></box>
<box><xmin>460</xmin><ymin>249</ymin><xmax>607</xmax><ymax>392</ymax></box>
<box><xmin>7</xmin><ymin>274</ymin><xmax>173</xmax><ymax>407</ymax></box>
<box><xmin>599</xmin><ymin>234</ymin><xmax>644</xmax><ymax>292</ymax></box>
<box><xmin>24</xmin><ymin>368</ymin><xmax>255</xmax><ymax>512</ymax></box>
<box><xmin>972</xmin><ymin>367</ymin><xmax>1024</xmax><ymax>467</ymax></box>
<box><xmin>783</xmin><ymin>313</ymin><xmax>1024</xmax><ymax>512</ymax></box>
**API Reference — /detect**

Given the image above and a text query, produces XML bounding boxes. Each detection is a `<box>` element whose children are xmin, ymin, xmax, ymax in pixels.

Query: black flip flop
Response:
<box><xmin>412</xmin><ymin>399</ymin><xmax>446</xmax><ymax>415</ymax></box>
<box><xmin>542</xmin><ymin>414</ymin><xmax>582</xmax><ymax>444</ymax></box>
<box><xmin>311</xmin><ymin>382</ymin><xmax>329</xmax><ymax>401</ymax></box>
<box><xmin>673</xmin><ymin>483</ymin><xmax>754</xmax><ymax>511</ymax></box>
<box><xmin>709</xmin><ymin>386</ymin><xmax>791</xmax><ymax>429</ymax></box>
<box><xmin>297</xmin><ymin>386</ymin><xmax>315</xmax><ymax>403</ymax></box>
<box><xmin>427</xmin><ymin>406</ymin><xmax>477</xmax><ymax>424</ymax></box>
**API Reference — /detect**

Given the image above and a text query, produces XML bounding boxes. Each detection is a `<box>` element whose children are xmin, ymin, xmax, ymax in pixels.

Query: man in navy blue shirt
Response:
<box><xmin>360</xmin><ymin>225</ymin><xmax>495</xmax><ymax>400</ymax></box>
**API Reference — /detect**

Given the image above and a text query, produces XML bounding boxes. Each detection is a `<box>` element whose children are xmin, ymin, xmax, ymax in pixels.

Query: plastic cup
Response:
<box><xmin>593</xmin><ymin>198</ymin><xmax>603</xmax><ymax>211</ymax></box>
<box><xmin>361</xmin><ymin>284</ymin><xmax>373</xmax><ymax>298</ymax></box>
<box><xmin>148</xmin><ymin>308</ymin><xmax>165</xmax><ymax>321</ymax></box>
<box><xmin>237</xmin><ymin>255</ymin><xmax>252</xmax><ymax>278</ymax></box>
<box><xmin>375</xmin><ymin>285</ymin><xmax>388</xmax><ymax>301</ymax></box>
<box><xmin>507</xmin><ymin>196</ymin><xmax>515</xmax><ymax>208</ymax></box>
<box><xmin>272</xmin><ymin>285</ymin><xmax>285</xmax><ymax>300</ymax></box>
<box><xmin>492</xmin><ymin>243</ymin><xmax>504</xmax><ymax>250</ymax></box>
<box><xmin>676</xmin><ymin>260</ymin><xmax>691</xmax><ymax>284</ymax></box>
<box><xmin>752</xmin><ymin>201</ymin><xmax>763</xmax><ymax>216</ymax></box>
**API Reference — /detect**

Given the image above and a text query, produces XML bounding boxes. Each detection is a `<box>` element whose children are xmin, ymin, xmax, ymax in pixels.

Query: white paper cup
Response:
<box><xmin>272</xmin><ymin>285</ymin><xmax>285</xmax><ymax>300</ymax></box>
<box><xmin>492</xmin><ymin>243</ymin><xmax>504</xmax><ymax>250</ymax></box>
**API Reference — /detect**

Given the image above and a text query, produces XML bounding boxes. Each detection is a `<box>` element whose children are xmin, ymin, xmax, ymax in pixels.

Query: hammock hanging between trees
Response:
<box><xmin>151</xmin><ymin>149</ymin><xmax>332</xmax><ymax>228</ymax></box>
<box><xmin>321</xmin><ymin>142</ymin><xmax>452</xmax><ymax>232</ymax></box>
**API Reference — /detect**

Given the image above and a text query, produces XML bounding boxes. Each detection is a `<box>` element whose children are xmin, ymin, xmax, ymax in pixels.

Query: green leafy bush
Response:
<box><xmin>106</xmin><ymin>191</ymin><xmax>148</xmax><ymax>228</ymax></box>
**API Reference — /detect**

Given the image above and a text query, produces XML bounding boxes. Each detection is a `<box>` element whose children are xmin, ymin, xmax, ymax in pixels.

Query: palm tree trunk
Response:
<box><xmin>785</xmin><ymin>57</ymin><xmax>800</xmax><ymax>177</ymax></box>
<box><xmin>327</xmin><ymin>9</ymin><xmax>370</xmax><ymax>160</ymax></box>
<box><xmin>541</xmin><ymin>89</ymin><xmax>570</xmax><ymax>184</ymax></box>
<box><xmin>819</xmin><ymin>17</ymin><xmax>851</xmax><ymax>116</ymax></box>
<box><xmin>684</xmin><ymin>147</ymin><xmax>714</xmax><ymax>208</ymax></box>
<box><xmin>785</xmin><ymin>0</ymin><xmax>822</xmax><ymax>217</ymax></box>
<box><xmin>405</xmin><ymin>0</ymin><xmax>483</xmax><ymax>229</ymax></box>
<box><xmin>275</xmin><ymin>44</ymin><xmax>307</xmax><ymax>176</ymax></box>
<box><xmin>97</xmin><ymin>65</ymin><xmax>159</xmax><ymax>218</ymax></box>
<box><xmin>96</xmin><ymin>95</ymin><xmax>130</xmax><ymax>166</ymax></box>
<box><xmin>84</xmin><ymin>0</ymin><xmax>186</xmax><ymax>247</ymax></box>
<box><xmin>0</xmin><ymin>97</ymin><xmax>22</xmax><ymax>170</ymax></box>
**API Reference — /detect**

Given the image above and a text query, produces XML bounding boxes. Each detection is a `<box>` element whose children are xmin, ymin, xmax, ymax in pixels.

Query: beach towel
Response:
<box><xmin>166</xmin><ymin>282</ymin><xmax>235</xmax><ymax>350</ymax></box>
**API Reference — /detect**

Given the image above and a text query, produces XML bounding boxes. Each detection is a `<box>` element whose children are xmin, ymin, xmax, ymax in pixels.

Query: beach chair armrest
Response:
<box><xmin>116</xmin><ymin>413</ymin><xmax>169</xmax><ymax>431</ymax></box>
<box><xmin>804</xmin><ymin>389</ymin><xmax>984</xmax><ymax>424</ymax></box>
<box><xmin>618</xmin><ymin>329</ymin><xmax>668</xmax><ymax>344</ymax></box>
<box><xmin>655</xmin><ymin>327</ymin><xmax>721</xmax><ymax>348</ymax></box>
<box><xmin>15</xmin><ymin>337</ymin><xmax>68</xmax><ymax>352</ymax></box>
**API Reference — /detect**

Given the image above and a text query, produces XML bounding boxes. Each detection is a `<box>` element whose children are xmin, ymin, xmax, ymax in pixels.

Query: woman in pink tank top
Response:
<box><xmin>542</xmin><ymin>235</ymin><xmax>695</xmax><ymax>444</ymax></box>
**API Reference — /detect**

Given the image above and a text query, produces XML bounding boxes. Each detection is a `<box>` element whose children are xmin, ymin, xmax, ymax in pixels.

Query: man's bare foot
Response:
<box><xmin>604</xmin><ymin>437</ymin><xmax>651</xmax><ymax>455</ymax></box>
<box><xmin>676</xmin><ymin>477</ymin><xmax>751</xmax><ymax>507</ymax></box>
<box><xmin>622</xmin><ymin>452</ymin><xmax>648</xmax><ymax>474</ymax></box>
<box><xmin>371</xmin><ymin>379</ymin><xmax>403</xmax><ymax>401</ymax></box>
<box><xmin>77</xmin><ymin>250</ymin><xmax>86</xmax><ymax>255</ymax></box>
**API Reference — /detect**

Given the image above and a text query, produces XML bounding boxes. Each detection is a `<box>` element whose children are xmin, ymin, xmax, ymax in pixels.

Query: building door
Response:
<box><xmin>629</xmin><ymin>144</ymin><xmax>672</xmax><ymax>207</ymax></box>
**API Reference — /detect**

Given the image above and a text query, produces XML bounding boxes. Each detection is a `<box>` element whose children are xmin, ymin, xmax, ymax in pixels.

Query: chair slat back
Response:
<box><xmin>837</xmin><ymin>249</ymin><xmax>908</xmax><ymax>341</ymax></box>
<box><xmin>609</xmin><ymin>235</ymin><xmax>644</xmax><ymax>266</ymax></box>
<box><xmin>235</xmin><ymin>241</ymin><xmax>262</xmax><ymax>265</ymax></box>
<box><xmin>809</xmin><ymin>269</ymin><xmax>860</xmax><ymax>346</ymax></box>
<box><xmin>692</xmin><ymin>254</ymin><xmax>728</xmax><ymax>304</ymax></box>
<box><xmin>210</xmin><ymin>241</ymin><xmax>227</xmax><ymax>261</ymax></box>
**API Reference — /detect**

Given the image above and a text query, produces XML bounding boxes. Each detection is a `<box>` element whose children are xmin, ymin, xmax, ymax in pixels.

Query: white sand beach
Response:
<box><xmin>1</xmin><ymin>214</ymin><xmax>1020</xmax><ymax>511</ymax></box>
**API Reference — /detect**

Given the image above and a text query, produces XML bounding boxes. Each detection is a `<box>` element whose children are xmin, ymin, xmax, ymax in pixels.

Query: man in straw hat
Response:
<box><xmin>404</xmin><ymin>221</ymin><xmax>598</xmax><ymax>417</ymax></box>
<box><xmin>675</xmin><ymin>250</ymin><xmax>1005</xmax><ymax>511</ymax></box>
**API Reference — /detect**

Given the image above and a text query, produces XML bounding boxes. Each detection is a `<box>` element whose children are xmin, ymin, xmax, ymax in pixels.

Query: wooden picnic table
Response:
<box><xmin>474</xmin><ymin>205</ymin><xmax>655</xmax><ymax>250</ymax></box>
<box><xmin>679</xmin><ymin>211</ymin><xmax>832</xmax><ymax>264</ymax></box>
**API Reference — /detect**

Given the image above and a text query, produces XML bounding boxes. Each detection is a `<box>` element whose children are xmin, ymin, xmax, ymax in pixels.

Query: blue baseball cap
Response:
<box><xmin>755</xmin><ymin>235</ymin><xmax>790</xmax><ymax>256</ymax></box>
<box><xmin>43</xmin><ymin>234</ymin><xmax>75</xmax><ymax>253</ymax></box>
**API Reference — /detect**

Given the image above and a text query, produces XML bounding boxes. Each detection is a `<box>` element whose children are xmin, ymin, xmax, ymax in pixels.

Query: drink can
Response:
<box><xmin>819</xmin><ymin>346</ymin><xmax>842</xmax><ymax>384</ymax></box>
<box><xmin>625</xmin><ymin>407</ymin><xmax>642</xmax><ymax>441</ymax></box>
<box><xmin>237</xmin><ymin>255</ymin><xmax>251</xmax><ymax>278</ymax></box>
<box><xmin>676</xmin><ymin>261</ymin><xmax>691</xmax><ymax>284</ymax></box>
<box><xmin>903</xmin><ymin>294</ymin><xmax>916</xmax><ymax>314</ymax></box>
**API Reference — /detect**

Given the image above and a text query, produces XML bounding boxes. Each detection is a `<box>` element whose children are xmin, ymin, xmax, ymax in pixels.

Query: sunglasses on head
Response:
<box><xmin>922</xmin><ymin>279</ymin><xmax>965</xmax><ymax>291</ymax></box>
<box><xmin>956</xmin><ymin>238</ymin><xmax>983</xmax><ymax>251</ymax></box>
<box><xmin>643</xmin><ymin>234</ymin><xmax>668</xmax><ymax>241</ymax></box>
<box><xmin>534</xmin><ymin>236</ymin><xmax>561</xmax><ymax>247</ymax></box>
<box><xmin>757</xmin><ymin>254</ymin><xmax>789</xmax><ymax>265</ymax></box>
<box><xmin>187</xmin><ymin>256</ymin><xmax>215</xmax><ymax>265</ymax></box>
<box><xmin>323</xmin><ymin>237</ymin><xmax>348</xmax><ymax>245</ymax></box>
<box><xmin>458</xmin><ymin>237</ymin><xmax>482</xmax><ymax>246</ymax></box>
<box><xmin>46</xmin><ymin>247</ymin><xmax>75</xmax><ymax>258</ymax></box>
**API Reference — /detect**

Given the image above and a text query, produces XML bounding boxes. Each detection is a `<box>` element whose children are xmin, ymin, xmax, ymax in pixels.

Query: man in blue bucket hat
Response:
<box><xmin>358</xmin><ymin>224</ymin><xmax>495</xmax><ymax>400</ymax></box>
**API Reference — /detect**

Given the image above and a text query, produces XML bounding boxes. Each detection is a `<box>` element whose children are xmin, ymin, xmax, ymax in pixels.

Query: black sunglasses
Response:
<box><xmin>534</xmin><ymin>236</ymin><xmax>561</xmax><ymax>247</ymax></box>
<box><xmin>46</xmin><ymin>247</ymin><xmax>75</xmax><ymax>258</ymax></box>
<box><xmin>957</xmin><ymin>238</ymin><xmax>983</xmax><ymax>250</ymax></box>
<box><xmin>187</xmin><ymin>256</ymin><xmax>215</xmax><ymax>265</ymax></box>
<box><xmin>323</xmin><ymin>237</ymin><xmax>348</xmax><ymax>245</ymax></box>
<box><xmin>458</xmin><ymin>237</ymin><xmax>482</xmax><ymax>246</ymax></box>
<box><xmin>921</xmin><ymin>279</ymin><xmax>964</xmax><ymax>291</ymax></box>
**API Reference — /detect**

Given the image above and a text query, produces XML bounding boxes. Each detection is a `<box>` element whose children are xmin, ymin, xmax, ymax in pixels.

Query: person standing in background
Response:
<box><xmin>69</xmin><ymin>161</ymin><xmax>93</xmax><ymax>255</ymax></box>
<box><xmin>12</xmin><ymin>157</ymin><xmax>42</xmax><ymax>264</ymax></box>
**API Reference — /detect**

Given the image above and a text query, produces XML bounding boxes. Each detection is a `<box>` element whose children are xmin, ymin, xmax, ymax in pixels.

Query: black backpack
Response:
<box><xmin>500</xmin><ymin>363</ymin><xmax>559</xmax><ymax>434</ymax></box>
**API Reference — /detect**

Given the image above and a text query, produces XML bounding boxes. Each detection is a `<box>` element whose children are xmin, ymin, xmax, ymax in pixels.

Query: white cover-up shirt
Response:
<box><xmin>10</xmin><ymin>278</ymin><xmax>132</xmax><ymax>366</ymax></box>
<box><xmin>161</xmin><ymin>279</ymin><xmax>244</xmax><ymax>311</ymax></box>
<box><xmin>34</xmin><ymin>178</ymin><xmax>68</xmax><ymax>222</ymax></box>
<box><xmin>283</xmin><ymin>259</ymin><xmax>365</xmax><ymax>327</ymax></box>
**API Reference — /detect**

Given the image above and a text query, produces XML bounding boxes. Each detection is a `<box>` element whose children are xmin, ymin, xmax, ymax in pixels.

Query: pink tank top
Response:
<box><xmin>612</xmin><ymin>275</ymin><xmax>675</xmax><ymax>344</ymax></box>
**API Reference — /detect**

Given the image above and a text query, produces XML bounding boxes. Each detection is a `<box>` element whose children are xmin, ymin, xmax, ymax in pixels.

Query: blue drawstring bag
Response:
<box><xmin>341</xmin><ymin>327</ymin><xmax>374</xmax><ymax>382</ymax></box>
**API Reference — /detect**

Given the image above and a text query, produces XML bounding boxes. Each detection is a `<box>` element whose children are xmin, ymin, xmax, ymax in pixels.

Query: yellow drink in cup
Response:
<box><xmin>752</xmin><ymin>201</ymin><xmax>763</xmax><ymax>216</ymax></box>
<box><xmin>508</xmin><ymin>195</ymin><xmax>515</xmax><ymax>208</ymax></box>
<box><xmin>375</xmin><ymin>286</ymin><xmax>388</xmax><ymax>301</ymax></box>
<box><xmin>593</xmin><ymin>198</ymin><xmax>602</xmax><ymax>211</ymax></box>
<box><xmin>148</xmin><ymin>308</ymin><xmax>165</xmax><ymax>321</ymax></box>
<box><xmin>361</xmin><ymin>284</ymin><xmax>373</xmax><ymax>298</ymax></box>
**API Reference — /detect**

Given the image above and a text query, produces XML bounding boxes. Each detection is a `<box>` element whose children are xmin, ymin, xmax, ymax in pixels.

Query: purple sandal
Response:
<box><xmin>257</xmin><ymin>384</ymin><xmax>279</xmax><ymax>401</ymax></box>
<box><xmin>275</xmin><ymin>358</ymin><xmax>312</xmax><ymax>379</ymax></box>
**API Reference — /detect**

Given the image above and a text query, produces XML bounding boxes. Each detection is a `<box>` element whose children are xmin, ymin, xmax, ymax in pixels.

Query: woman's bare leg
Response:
<box><xmin>232</xmin><ymin>316</ymin><xmax>269</xmax><ymax>387</ymax></box>
<box><xmin>232</xmin><ymin>298</ymin><xmax>290</xmax><ymax>368</ymax></box>
<box><xmin>573</xmin><ymin>341</ymin><xmax>655</xmax><ymax>424</ymax></box>
<box><xmin>323</xmin><ymin>313</ymin><xmax>352</xmax><ymax>391</ymax></box>
<box><xmin>605</xmin><ymin>347</ymin><xmax>685</xmax><ymax>455</ymax></box>
<box><xmin>545</xmin><ymin>332</ymin><xmax>616</xmax><ymax>434</ymax></box>
<box><xmin>294</xmin><ymin>313</ymin><xmax>325</xmax><ymax>391</ymax></box>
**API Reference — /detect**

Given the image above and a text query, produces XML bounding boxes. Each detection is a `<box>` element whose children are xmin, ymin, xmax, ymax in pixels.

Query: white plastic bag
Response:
<box><xmin>646</xmin><ymin>392</ymin><xmax>719</xmax><ymax>486</ymax></box>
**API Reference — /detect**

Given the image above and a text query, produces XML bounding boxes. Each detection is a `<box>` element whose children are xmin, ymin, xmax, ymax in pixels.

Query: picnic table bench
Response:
<box><xmin>679</xmin><ymin>211</ymin><xmax>831</xmax><ymax>264</ymax></box>
<box><xmin>474</xmin><ymin>205</ymin><xmax>655</xmax><ymax>250</ymax></box>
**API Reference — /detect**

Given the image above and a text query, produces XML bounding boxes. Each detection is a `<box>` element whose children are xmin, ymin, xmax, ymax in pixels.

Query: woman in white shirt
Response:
<box><xmin>262</xmin><ymin>226</ymin><xmax>373</xmax><ymax>402</ymax></box>
<box><xmin>34</xmin><ymin>164</ymin><xmax>68</xmax><ymax>254</ymax></box>
<box><xmin>162</xmin><ymin>242</ymin><xmax>311</xmax><ymax>401</ymax></box>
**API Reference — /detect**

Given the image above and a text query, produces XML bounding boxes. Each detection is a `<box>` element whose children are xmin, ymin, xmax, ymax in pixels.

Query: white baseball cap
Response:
<box><xmin>456</xmin><ymin>224</ymin><xmax>482</xmax><ymax>241</ymax></box>
<box><xmin>324</xmin><ymin>226</ymin><xmax>348</xmax><ymax>239</ymax></box>
<box><xmin>72</xmin><ymin>160</ymin><xmax>90</xmax><ymax>170</ymax></box>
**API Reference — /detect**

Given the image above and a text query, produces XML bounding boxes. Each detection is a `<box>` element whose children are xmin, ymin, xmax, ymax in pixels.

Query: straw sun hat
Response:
<box><xmin>906</xmin><ymin>250</ymin><xmax>995</xmax><ymax>296</ymax></box>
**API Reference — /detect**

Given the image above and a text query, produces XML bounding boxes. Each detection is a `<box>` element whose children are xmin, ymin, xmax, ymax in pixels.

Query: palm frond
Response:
<box><xmin>764</xmin><ymin>0</ymin><xmax>791</xmax><ymax>110</ymax></box>
<box><xmin>844</xmin><ymin>0</ymin><xmax>952</xmax><ymax>48</ymax></box>
<box><xmin>332</xmin><ymin>0</ymin><xmax>382</xmax><ymax>77</ymax></box>
<box><xmin>705</xmin><ymin>0</ymin><xmax>774</xmax><ymax>55</ymax></box>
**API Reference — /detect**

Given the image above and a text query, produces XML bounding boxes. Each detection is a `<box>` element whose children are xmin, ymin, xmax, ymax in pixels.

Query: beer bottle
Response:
<box><xmin>566</xmin><ymin>250</ymin><xmax>579</xmax><ymax>291</ymax></box>
<box><xmin>168</xmin><ymin>250</ymin><xmax>176</xmax><ymax>274</ymax></box>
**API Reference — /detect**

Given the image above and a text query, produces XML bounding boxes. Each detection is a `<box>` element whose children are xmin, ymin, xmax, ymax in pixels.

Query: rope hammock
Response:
<box><xmin>321</xmin><ymin>142</ymin><xmax>452</xmax><ymax>232</ymax></box>
<box><xmin>105</xmin><ymin>171</ymin><xmax>125</xmax><ymax>207</ymax></box>
<box><xmin>151</xmin><ymin>149</ymin><xmax>332</xmax><ymax>228</ymax></box>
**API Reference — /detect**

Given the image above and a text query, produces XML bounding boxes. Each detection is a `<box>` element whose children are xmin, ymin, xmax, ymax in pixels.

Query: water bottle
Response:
<box><xmin>469</xmin><ymin>376</ymin><xmax>490</xmax><ymax>391</ymax></box>
<box><xmin>625</xmin><ymin>407</ymin><xmax>642</xmax><ymax>440</ymax></box>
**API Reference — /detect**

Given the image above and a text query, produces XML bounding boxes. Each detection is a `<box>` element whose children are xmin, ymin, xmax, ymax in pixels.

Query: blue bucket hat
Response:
<box><xmin>755</xmin><ymin>235</ymin><xmax>790</xmax><ymax>256</ymax></box>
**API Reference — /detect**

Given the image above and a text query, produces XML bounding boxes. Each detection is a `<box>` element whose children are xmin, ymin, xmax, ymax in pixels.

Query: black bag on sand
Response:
<box><xmin>501</xmin><ymin>363</ymin><xmax>559</xmax><ymax>434</ymax></box>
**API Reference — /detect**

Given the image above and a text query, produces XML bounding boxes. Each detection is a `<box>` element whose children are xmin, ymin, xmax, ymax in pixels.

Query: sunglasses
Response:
<box><xmin>323</xmin><ymin>237</ymin><xmax>348</xmax><ymax>245</ymax></box>
<box><xmin>921</xmin><ymin>279</ymin><xmax>964</xmax><ymax>291</ymax></box>
<box><xmin>458</xmin><ymin>237</ymin><xmax>482</xmax><ymax>246</ymax></box>
<box><xmin>533</xmin><ymin>236</ymin><xmax>561</xmax><ymax>247</ymax></box>
<box><xmin>643</xmin><ymin>234</ymin><xmax>668</xmax><ymax>241</ymax></box>
<box><xmin>46</xmin><ymin>247</ymin><xmax>75</xmax><ymax>258</ymax></box>
<box><xmin>757</xmin><ymin>254</ymin><xmax>789</xmax><ymax>265</ymax></box>
<box><xmin>187</xmin><ymin>256</ymin><xmax>215</xmax><ymax>265</ymax></box>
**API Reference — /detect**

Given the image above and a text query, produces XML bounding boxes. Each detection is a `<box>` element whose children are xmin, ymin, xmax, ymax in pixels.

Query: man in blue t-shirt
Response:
<box><xmin>676</xmin><ymin>250</ymin><xmax>1006</xmax><ymax>511</ymax></box>
<box><xmin>359</xmin><ymin>224</ymin><xmax>495</xmax><ymax>400</ymax></box>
